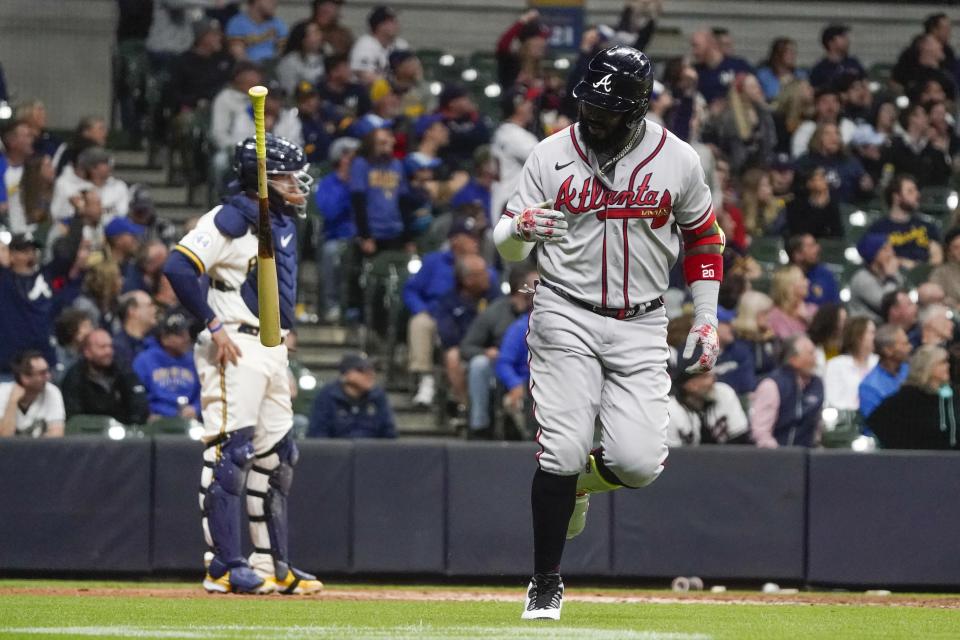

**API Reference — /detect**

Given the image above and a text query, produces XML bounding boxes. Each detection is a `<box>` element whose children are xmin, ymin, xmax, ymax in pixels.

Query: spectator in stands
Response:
<box><xmin>125</xmin><ymin>239</ymin><xmax>171</xmax><ymax>297</ymax></box>
<box><xmin>0</xmin><ymin>351</ymin><xmax>64</xmax><ymax>438</ymax></box>
<box><xmin>352</xmin><ymin>127</ymin><xmax>413</xmax><ymax>256</ymax></box>
<box><xmin>133</xmin><ymin>312</ymin><xmax>201</xmax><ymax>421</ymax></box>
<box><xmin>61</xmin><ymin>329</ymin><xmax>148</xmax><ymax>424</ymax></box>
<box><xmin>702</xmin><ymin>73</ymin><xmax>776</xmax><ymax>174</ymax></box>
<box><xmin>496</xmin><ymin>9</ymin><xmax>550</xmax><ymax>90</ymax></box>
<box><xmin>772</xmin><ymin>80</ymin><xmax>814</xmax><ymax>156</ymax></box>
<box><xmin>294</xmin><ymin>82</ymin><xmax>333</xmax><ymax>164</ymax></box>
<box><xmin>403</xmin><ymin>217</ymin><xmax>488</xmax><ymax>406</ymax></box>
<box><xmin>113</xmin><ymin>291</ymin><xmax>159</xmax><ymax>370</ymax></box>
<box><xmin>880</xmin><ymin>289</ymin><xmax>920</xmax><ymax>343</ymax></box>
<box><xmin>318</xmin><ymin>54</ymin><xmax>372</xmax><ymax>125</ymax></box>
<box><xmin>713</xmin><ymin>307</ymin><xmax>755</xmax><ymax>395</ymax></box>
<box><xmin>667</xmin><ymin>368</ymin><xmax>751</xmax><ymax>446</ymax></box>
<box><xmin>823</xmin><ymin>316</ymin><xmax>878</xmax><ymax>411</ymax></box>
<box><xmin>407</xmin><ymin>114</ymin><xmax>451</xmax><ymax>181</ymax></box>
<box><xmin>808</xmin><ymin>302</ymin><xmax>846</xmax><ymax>375</ymax></box>
<box><xmin>786</xmin><ymin>233</ymin><xmax>840</xmax><ymax>306</ymax></box>
<box><xmin>791</xmin><ymin>86</ymin><xmax>856</xmax><ymax>158</ymax></box>
<box><xmin>894</xmin><ymin>14</ymin><xmax>958</xmax><ymax>91</ymax></box>
<box><xmin>350</xmin><ymin>5</ymin><xmax>409</xmax><ymax>86</ymax></box>
<box><xmin>768</xmin><ymin>152</ymin><xmax>796</xmax><ymax>211</ymax></box>
<box><xmin>146</xmin><ymin>0</ymin><xmax>208</xmax><ymax>66</ymax></box>
<box><xmin>168</xmin><ymin>18</ymin><xmax>233</xmax><ymax>116</ymax></box>
<box><xmin>918</xmin><ymin>303</ymin><xmax>955</xmax><ymax>348</ymax></box>
<box><xmin>836</xmin><ymin>70</ymin><xmax>873</xmax><ymax>125</ymax></box>
<box><xmin>18</xmin><ymin>151</ymin><xmax>55</xmax><ymax>231</ymax></box>
<box><xmin>459</xmin><ymin>267</ymin><xmax>536</xmax><ymax>438</ymax></box>
<box><xmin>374</xmin><ymin>50</ymin><xmax>434</xmax><ymax>120</ymax></box>
<box><xmin>72</xmin><ymin>260</ymin><xmax>123</xmax><ymax>332</ymax></box>
<box><xmin>348</xmin><ymin>82</ymin><xmax>400</xmax><ymax>139</ymax></box>
<box><xmin>437</xmin><ymin>84</ymin><xmax>492</xmax><ymax>171</ymax></box>
<box><xmin>868</xmin><ymin>345</ymin><xmax>959</xmax><ymax>450</ymax></box>
<box><xmin>795</xmin><ymin>122</ymin><xmax>872</xmax><ymax>204</ymax></box>
<box><xmin>52</xmin><ymin>147</ymin><xmax>129</xmax><ymax>223</ymax></box>
<box><xmin>289</xmin><ymin>0</ymin><xmax>354</xmax><ymax>58</ymax></box>
<box><xmin>885</xmin><ymin>105</ymin><xmax>953</xmax><ymax>190</ymax></box>
<box><xmin>105</xmin><ymin>217</ymin><xmax>145</xmax><ymax>284</ymax></box>
<box><xmin>210</xmin><ymin>61</ymin><xmax>264</xmax><ymax>177</ymax></box>
<box><xmin>756</xmin><ymin>37</ymin><xmax>806</xmax><ymax>101</ymax></box>
<box><xmin>750</xmin><ymin>334</ymin><xmax>823</xmax><ymax>448</ymax></box>
<box><xmin>689</xmin><ymin>28</ymin><xmax>753</xmax><ymax>104</ymax></box>
<box><xmin>128</xmin><ymin>186</ymin><xmax>177</xmax><ymax>246</ymax></box>
<box><xmin>809</xmin><ymin>24</ymin><xmax>864</xmax><ymax>89</ymax></box>
<box><xmin>734</xmin><ymin>169</ymin><xmax>777</xmax><ymax>239</ymax></box>
<box><xmin>53</xmin><ymin>308</ymin><xmax>94</xmax><ymax>383</ymax></box>
<box><xmin>225</xmin><ymin>0</ymin><xmax>287</xmax><ymax>63</ymax></box>
<box><xmin>0</xmin><ymin>120</ymin><xmax>36</xmax><ymax>233</ymax></box>
<box><xmin>314</xmin><ymin>137</ymin><xmax>360</xmax><ymax>323</ymax></box>
<box><xmin>899</xmin><ymin>35</ymin><xmax>958</xmax><ymax>102</ymax></box>
<box><xmin>784</xmin><ymin>166</ymin><xmax>843</xmax><ymax>239</ymax></box>
<box><xmin>15</xmin><ymin>100</ymin><xmax>60</xmax><ymax>160</ymax></box>
<box><xmin>496</xmin><ymin>310</ymin><xmax>531</xmax><ymax>433</ymax></box>
<box><xmin>859</xmin><ymin>323</ymin><xmax>911</xmax><ymax>419</ymax></box>
<box><xmin>449</xmin><ymin>148</ymin><xmax>498</xmax><ymax>223</ymax></box>
<box><xmin>307</xmin><ymin>353</ymin><xmax>396</xmax><ymax>438</ymax></box>
<box><xmin>276</xmin><ymin>21</ymin><xmax>326</xmax><ymax>96</ymax></box>
<box><xmin>0</xmin><ymin>232</ymin><xmax>78</xmax><ymax>377</ymax></box>
<box><xmin>926</xmin><ymin>101</ymin><xmax>960</xmax><ymax>157</ymax></box>
<box><xmin>849</xmin><ymin>123</ymin><xmax>888</xmax><ymax>186</ymax></box>
<box><xmin>848</xmin><ymin>234</ymin><xmax>903</xmax><ymax>322</ymax></box>
<box><xmin>731</xmin><ymin>290</ymin><xmax>780</xmax><ymax>380</ymax></box>
<box><xmin>435</xmin><ymin>254</ymin><xmax>498</xmax><ymax>423</ymax></box>
<box><xmin>491</xmin><ymin>87</ymin><xmax>540</xmax><ymax>220</ymax></box>
<box><xmin>866</xmin><ymin>175</ymin><xmax>943</xmax><ymax>269</ymax></box>
<box><xmin>930</xmin><ymin>227</ymin><xmax>960</xmax><ymax>309</ymax></box>
<box><xmin>54</xmin><ymin>115</ymin><xmax>108</xmax><ymax>177</ymax></box>
<box><xmin>767</xmin><ymin>265</ymin><xmax>815</xmax><ymax>339</ymax></box>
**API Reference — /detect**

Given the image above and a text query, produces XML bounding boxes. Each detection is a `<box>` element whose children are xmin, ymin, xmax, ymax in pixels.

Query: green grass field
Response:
<box><xmin>0</xmin><ymin>580</ymin><xmax>958</xmax><ymax>639</ymax></box>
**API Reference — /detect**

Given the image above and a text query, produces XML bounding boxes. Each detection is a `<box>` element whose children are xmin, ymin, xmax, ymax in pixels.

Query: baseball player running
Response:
<box><xmin>494</xmin><ymin>46</ymin><xmax>723</xmax><ymax>620</ymax></box>
<box><xmin>162</xmin><ymin>134</ymin><xmax>323</xmax><ymax>595</ymax></box>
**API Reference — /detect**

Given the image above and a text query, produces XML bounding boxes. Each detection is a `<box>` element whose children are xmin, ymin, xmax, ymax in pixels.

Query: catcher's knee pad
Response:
<box><xmin>200</xmin><ymin>427</ymin><xmax>255</xmax><ymax>572</ymax></box>
<box><xmin>247</xmin><ymin>432</ymin><xmax>298</xmax><ymax>578</ymax></box>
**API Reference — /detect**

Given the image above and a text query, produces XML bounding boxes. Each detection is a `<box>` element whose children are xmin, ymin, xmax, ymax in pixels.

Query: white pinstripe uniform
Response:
<box><xmin>173</xmin><ymin>207</ymin><xmax>293</xmax><ymax>456</ymax></box>
<box><xmin>502</xmin><ymin>119</ymin><xmax>715</xmax><ymax>486</ymax></box>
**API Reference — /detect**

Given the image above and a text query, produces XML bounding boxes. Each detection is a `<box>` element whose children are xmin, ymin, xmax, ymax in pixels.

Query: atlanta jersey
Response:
<box><xmin>505</xmin><ymin>119</ymin><xmax>715</xmax><ymax>308</ymax></box>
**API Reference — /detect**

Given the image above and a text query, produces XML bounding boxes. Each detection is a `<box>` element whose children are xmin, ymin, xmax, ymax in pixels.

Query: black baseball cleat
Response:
<box><xmin>521</xmin><ymin>572</ymin><xmax>564</xmax><ymax>620</ymax></box>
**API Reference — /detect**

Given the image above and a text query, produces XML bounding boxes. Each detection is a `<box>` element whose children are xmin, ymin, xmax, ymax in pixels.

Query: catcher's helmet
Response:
<box><xmin>572</xmin><ymin>46</ymin><xmax>653</xmax><ymax>122</ymax></box>
<box><xmin>233</xmin><ymin>134</ymin><xmax>313</xmax><ymax>217</ymax></box>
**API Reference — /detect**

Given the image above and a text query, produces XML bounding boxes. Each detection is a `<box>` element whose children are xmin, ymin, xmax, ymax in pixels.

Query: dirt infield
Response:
<box><xmin>5</xmin><ymin>585</ymin><xmax>960</xmax><ymax>610</ymax></box>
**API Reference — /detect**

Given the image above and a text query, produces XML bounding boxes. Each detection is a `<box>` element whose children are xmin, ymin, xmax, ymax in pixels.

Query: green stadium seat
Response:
<box><xmin>919</xmin><ymin>186</ymin><xmax>958</xmax><ymax>218</ymax></box>
<box><xmin>64</xmin><ymin>414</ymin><xmax>141</xmax><ymax>438</ymax></box>
<box><xmin>748</xmin><ymin>237</ymin><xmax>784</xmax><ymax>267</ymax></box>
<box><xmin>818</xmin><ymin>238</ymin><xmax>851</xmax><ymax>267</ymax></box>
<box><xmin>290</xmin><ymin>360</ymin><xmax>320</xmax><ymax>418</ymax></box>
<box><xmin>821</xmin><ymin>409</ymin><xmax>865</xmax><ymax>448</ymax></box>
<box><xmin>144</xmin><ymin>416</ymin><xmax>192</xmax><ymax>436</ymax></box>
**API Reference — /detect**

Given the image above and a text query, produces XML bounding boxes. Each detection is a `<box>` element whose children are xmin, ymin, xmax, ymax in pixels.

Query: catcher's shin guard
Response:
<box><xmin>246</xmin><ymin>433</ymin><xmax>322</xmax><ymax>594</ymax></box>
<box><xmin>200</xmin><ymin>427</ymin><xmax>265</xmax><ymax>593</ymax></box>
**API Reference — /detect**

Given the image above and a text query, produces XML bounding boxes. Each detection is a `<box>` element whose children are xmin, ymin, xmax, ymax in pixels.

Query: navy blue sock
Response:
<box><xmin>531</xmin><ymin>468</ymin><xmax>578</xmax><ymax>575</ymax></box>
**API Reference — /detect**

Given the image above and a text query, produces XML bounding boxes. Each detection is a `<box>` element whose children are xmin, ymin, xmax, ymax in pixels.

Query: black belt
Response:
<box><xmin>540</xmin><ymin>281</ymin><xmax>663</xmax><ymax>320</ymax></box>
<box><xmin>211</xmin><ymin>279</ymin><xmax>235</xmax><ymax>292</ymax></box>
<box><xmin>237</xmin><ymin>324</ymin><xmax>259</xmax><ymax>336</ymax></box>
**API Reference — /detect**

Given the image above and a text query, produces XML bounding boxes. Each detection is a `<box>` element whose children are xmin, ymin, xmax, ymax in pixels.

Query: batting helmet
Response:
<box><xmin>233</xmin><ymin>134</ymin><xmax>313</xmax><ymax>218</ymax></box>
<box><xmin>572</xmin><ymin>46</ymin><xmax>654</xmax><ymax>123</ymax></box>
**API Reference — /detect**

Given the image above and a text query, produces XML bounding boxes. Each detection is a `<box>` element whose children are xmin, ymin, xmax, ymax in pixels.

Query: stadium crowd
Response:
<box><xmin>1</xmin><ymin>0</ymin><xmax>959</xmax><ymax>451</ymax></box>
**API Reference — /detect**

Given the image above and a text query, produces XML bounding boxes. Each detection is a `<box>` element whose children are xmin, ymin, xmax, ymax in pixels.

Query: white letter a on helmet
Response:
<box><xmin>592</xmin><ymin>74</ymin><xmax>613</xmax><ymax>93</ymax></box>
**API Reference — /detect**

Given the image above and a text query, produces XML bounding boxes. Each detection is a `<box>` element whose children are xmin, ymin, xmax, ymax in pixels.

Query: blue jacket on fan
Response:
<box><xmin>133</xmin><ymin>345</ymin><xmax>201</xmax><ymax>418</ymax></box>
<box><xmin>496</xmin><ymin>313</ymin><xmax>530</xmax><ymax>390</ymax></box>
<box><xmin>306</xmin><ymin>381</ymin><xmax>396</xmax><ymax>439</ymax></box>
<box><xmin>763</xmin><ymin>366</ymin><xmax>824</xmax><ymax>447</ymax></box>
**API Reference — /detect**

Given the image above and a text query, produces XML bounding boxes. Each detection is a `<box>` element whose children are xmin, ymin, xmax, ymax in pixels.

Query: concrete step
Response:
<box><xmin>156</xmin><ymin>203</ymin><xmax>198</xmax><ymax>225</ymax></box>
<box><xmin>150</xmin><ymin>184</ymin><xmax>190</xmax><ymax>206</ymax></box>
<box><xmin>112</xmin><ymin>149</ymin><xmax>151</xmax><ymax>169</ymax></box>
<box><xmin>295</xmin><ymin>324</ymin><xmax>358</xmax><ymax>346</ymax></box>
<box><xmin>114</xmin><ymin>166</ymin><xmax>169</xmax><ymax>186</ymax></box>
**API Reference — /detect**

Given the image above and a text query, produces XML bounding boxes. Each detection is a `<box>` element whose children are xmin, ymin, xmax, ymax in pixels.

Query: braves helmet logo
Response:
<box><xmin>592</xmin><ymin>73</ymin><xmax>614</xmax><ymax>93</ymax></box>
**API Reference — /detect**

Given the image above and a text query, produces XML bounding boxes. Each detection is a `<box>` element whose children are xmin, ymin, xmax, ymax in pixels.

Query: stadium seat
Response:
<box><xmin>919</xmin><ymin>186</ymin><xmax>958</xmax><ymax>218</ymax></box>
<box><xmin>818</xmin><ymin>238</ymin><xmax>851</xmax><ymax>267</ymax></box>
<box><xmin>65</xmin><ymin>415</ymin><xmax>140</xmax><ymax>438</ymax></box>
<box><xmin>748</xmin><ymin>236</ymin><xmax>784</xmax><ymax>267</ymax></box>
<box><xmin>143</xmin><ymin>416</ymin><xmax>192</xmax><ymax>436</ymax></box>
<box><xmin>821</xmin><ymin>409</ymin><xmax>865</xmax><ymax>448</ymax></box>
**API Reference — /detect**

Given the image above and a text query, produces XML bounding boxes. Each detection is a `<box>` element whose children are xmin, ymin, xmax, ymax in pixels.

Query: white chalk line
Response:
<box><xmin>0</xmin><ymin>625</ymin><xmax>712</xmax><ymax>640</ymax></box>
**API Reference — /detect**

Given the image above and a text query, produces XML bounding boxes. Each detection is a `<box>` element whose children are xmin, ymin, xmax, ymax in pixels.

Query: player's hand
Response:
<box><xmin>681</xmin><ymin>316</ymin><xmax>720</xmax><ymax>374</ymax></box>
<box><xmin>514</xmin><ymin>199</ymin><xmax>567</xmax><ymax>243</ymax></box>
<box><xmin>211</xmin><ymin>329</ymin><xmax>242</xmax><ymax>367</ymax></box>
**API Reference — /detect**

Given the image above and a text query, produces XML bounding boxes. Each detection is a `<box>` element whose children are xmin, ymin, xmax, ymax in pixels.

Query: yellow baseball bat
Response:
<box><xmin>249</xmin><ymin>85</ymin><xmax>282</xmax><ymax>347</ymax></box>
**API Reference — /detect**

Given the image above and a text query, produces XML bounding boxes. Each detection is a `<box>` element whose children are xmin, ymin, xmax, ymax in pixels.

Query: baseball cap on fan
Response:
<box><xmin>368</xmin><ymin>6</ymin><xmax>397</xmax><ymax>31</ymax></box>
<box><xmin>339</xmin><ymin>353</ymin><xmax>374</xmax><ymax>374</ymax></box>
<box><xmin>8</xmin><ymin>232</ymin><xmax>43</xmax><ymax>251</ymax></box>
<box><xmin>159</xmin><ymin>312</ymin><xmax>191</xmax><ymax>336</ymax></box>
<box><xmin>821</xmin><ymin>24</ymin><xmax>850</xmax><ymax>48</ymax></box>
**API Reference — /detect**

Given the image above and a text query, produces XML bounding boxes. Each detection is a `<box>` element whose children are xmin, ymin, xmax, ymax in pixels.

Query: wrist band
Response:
<box><xmin>208</xmin><ymin>321</ymin><xmax>223</xmax><ymax>334</ymax></box>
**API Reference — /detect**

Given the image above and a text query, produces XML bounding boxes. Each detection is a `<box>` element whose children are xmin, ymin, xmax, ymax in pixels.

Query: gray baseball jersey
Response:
<box><xmin>505</xmin><ymin>119</ymin><xmax>715</xmax><ymax>308</ymax></box>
